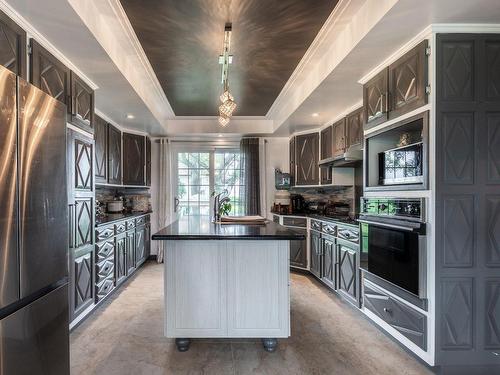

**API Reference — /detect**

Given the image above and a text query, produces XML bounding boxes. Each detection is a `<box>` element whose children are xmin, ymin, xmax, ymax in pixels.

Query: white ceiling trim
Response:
<box><xmin>67</xmin><ymin>0</ymin><xmax>174</xmax><ymax>125</ymax></box>
<box><xmin>95</xmin><ymin>108</ymin><xmax>149</xmax><ymax>136</ymax></box>
<box><xmin>0</xmin><ymin>0</ymin><xmax>98</xmax><ymax>89</ymax></box>
<box><xmin>266</xmin><ymin>0</ymin><xmax>399</xmax><ymax>131</ymax></box>
<box><xmin>165</xmin><ymin>117</ymin><xmax>274</xmax><ymax>136</ymax></box>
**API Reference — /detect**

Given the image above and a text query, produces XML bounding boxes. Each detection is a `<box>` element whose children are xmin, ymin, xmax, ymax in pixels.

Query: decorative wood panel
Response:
<box><xmin>290</xmin><ymin>235</ymin><xmax>307</xmax><ymax>269</ymax></box>
<box><xmin>95</xmin><ymin>239</ymin><xmax>114</xmax><ymax>263</ymax></box>
<box><xmin>440</xmin><ymin>278</ymin><xmax>473</xmax><ymax>350</ymax></box>
<box><xmin>486</xmin><ymin>196</ymin><xmax>500</xmax><ymax>266</ymax></box>
<box><xmin>485</xmin><ymin>279</ymin><xmax>500</xmax><ymax>348</ymax></box>
<box><xmin>295</xmin><ymin>133</ymin><xmax>319</xmax><ymax>186</ymax></box>
<box><xmin>388</xmin><ymin>40</ymin><xmax>428</xmax><ymax>119</ymax></box>
<box><xmin>123</xmin><ymin>133</ymin><xmax>145</xmax><ymax>185</ymax></box>
<box><xmin>0</xmin><ymin>10</ymin><xmax>26</xmax><ymax>78</ymax></box>
<box><xmin>289</xmin><ymin>137</ymin><xmax>295</xmax><ymax>184</ymax></box>
<box><xmin>363</xmin><ymin>68</ymin><xmax>389</xmax><ymax>129</ymax></box>
<box><xmin>126</xmin><ymin>231</ymin><xmax>136</xmax><ymax>275</ymax></box>
<box><xmin>485</xmin><ymin>41</ymin><xmax>500</xmax><ymax>102</ymax></box>
<box><xmin>136</xmin><ymin>226</ymin><xmax>146</xmax><ymax>265</ymax></box>
<box><xmin>332</xmin><ymin>118</ymin><xmax>346</xmax><ymax>157</ymax></box>
<box><xmin>94</xmin><ymin>115</ymin><xmax>108</xmax><ymax>183</ymax></box>
<box><xmin>320</xmin><ymin>126</ymin><xmax>332</xmax><ymax>160</ymax></box>
<box><xmin>30</xmin><ymin>39</ymin><xmax>70</xmax><ymax>105</ymax></box>
<box><xmin>74</xmin><ymin>138</ymin><xmax>93</xmax><ymax>191</ymax></box>
<box><xmin>346</xmin><ymin>107</ymin><xmax>363</xmax><ymax>149</ymax></box>
<box><xmin>107</xmin><ymin>124</ymin><xmax>122</xmax><ymax>185</ymax></box>
<box><xmin>95</xmin><ymin>277</ymin><xmax>114</xmax><ymax>302</ymax></box>
<box><xmin>487</xmin><ymin>113</ymin><xmax>500</xmax><ymax>183</ymax></box>
<box><xmin>73</xmin><ymin>252</ymin><xmax>93</xmax><ymax>315</ymax></box>
<box><xmin>309</xmin><ymin>231</ymin><xmax>321</xmax><ymax>278</ymax></box>
<box><xmin>440</xmin><ymin>40</ymin><xmax>474</xmax><ymax>102</ymax></box>
<box><xmin>442</xmin><ymin>112</ymin><xmax>474</xmax><ymax>184</ymax></box>
<box><xmin>338</xmin><ymin>243</ymin><xmax>357</xmax><ymax>303</ymax></box>
<box><xmin>74</xmin><ymin>198</ymin><xmax>93</xmax><ymax>249</ymax></box>
<box><xmin>442</xmin><ymin>195</ymin><xmax>475</xmax><ymax>267</ymax></box>
<box><xmin>70</xmin><ymin>71</ymin><xmax>94</xmax><ymax>133</ymax></box>
<box><xmin>114</xmin><ymin>234</ymin><xmax>127</xmax><ymax>285</ymax></box>
<box><xmin>321</xmin><ymin>237</ymin><xmax>335</xmax><ymax>289</ymax></box>
<box><xmin>145</xmin><ymin>137</ymin><xmax>151</xmax><ymax>186</ymax></box>
<box><xmin>95</xmin><ymin>258</ymin><xmax>114</xmax><ymax>284</ymax></box>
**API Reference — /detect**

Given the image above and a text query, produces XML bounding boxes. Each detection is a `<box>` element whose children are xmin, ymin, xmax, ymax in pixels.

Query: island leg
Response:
<box><xmin>175</xmin><ymin>338</ymin><xmax>191</xmax><ymax>352</ymax></box>
<box><xmin>262</xmin><ymin>338</ymin><xmax>278</xmax><ymax>352</ymax></box>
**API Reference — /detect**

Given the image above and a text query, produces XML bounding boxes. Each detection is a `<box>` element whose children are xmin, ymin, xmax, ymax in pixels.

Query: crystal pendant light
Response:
<box><xmin>217</xmin><ymin>23</ymin><xmax>236</xmax><ymax>127</ymax></box>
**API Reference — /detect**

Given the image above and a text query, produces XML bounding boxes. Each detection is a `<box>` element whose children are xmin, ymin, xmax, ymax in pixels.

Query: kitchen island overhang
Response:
<box><xmin>152</xmin><ymin>218</ymin><xmax>305</xmax><ymax>352</ymax></box>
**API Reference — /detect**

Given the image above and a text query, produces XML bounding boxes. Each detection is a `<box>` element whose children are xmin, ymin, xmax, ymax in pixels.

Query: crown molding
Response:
<box><xmin>0</xmin><ymin>0</ymin><xmax>98</xmax><ymax>90</ymax></box>
<box><xmin>95</xmin><ymin>108</ymin><xmax>149</xmax><ymax>136</ymax></box>
<box><xmin>430</xmin><ymin>23</ymin><xmax>500</xmax><ymax>33</ymax></box>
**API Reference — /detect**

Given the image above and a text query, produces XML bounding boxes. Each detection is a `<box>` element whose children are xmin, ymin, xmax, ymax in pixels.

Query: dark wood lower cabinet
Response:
<box><xmin>321</xmin><ymin>236</ymin><xmax>336</xmax><ymax>289</ymax></box>
<box><xmin>126</xmin><ymin>230</ymin><xmax>136</xmax><ymax>275</ymax></box>
<box><xmin>71</xmin><ymin>251</ymin><xmax>94</xmax><ymax>318</ymax></box>
<box><xmin>337</xmin><ymin>240</ymin><xmax>359</xmax><ymax>306</ymax></box>
<box><xmin>309</xmin><ymin>231</ymin><xmax>322</xmax><ymax>278</ymax></box>
<box><xmin>135</xmin><ymin>225</ymin><xmax>146</xmax><ymax>267</ymax></box>
<box><xmin>115</xmin><ymin>233</ymin><xmax>127</xmax><ymax>286</ymax></box>
<box><xmin>289</xmin><ymin>235</ymin><xmax>307</xmax><ymax>269</ymax></box>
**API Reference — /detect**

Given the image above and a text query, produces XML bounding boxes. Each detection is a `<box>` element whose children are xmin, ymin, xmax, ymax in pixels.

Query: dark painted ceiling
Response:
<box><xmin>120</xmin><ymin>0</ymin><xmax>338</xmax><ymax>116</ymax></box>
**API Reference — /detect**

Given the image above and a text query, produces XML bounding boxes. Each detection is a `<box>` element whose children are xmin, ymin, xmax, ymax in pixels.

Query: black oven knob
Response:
<box><xmin>379</xmin><ymin>203</ymin><xmax>387</xmax><ymax>212</ymax></box>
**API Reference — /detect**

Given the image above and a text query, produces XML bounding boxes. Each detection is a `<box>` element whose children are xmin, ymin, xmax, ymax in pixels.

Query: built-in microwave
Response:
<box><xmin>365</xmin><ymin>111</ymin><xmax>428</xmax><ymax>191</ymax></box>
<box><xmin>359</xmin><ymin>197</ymin><xmax>426</xmax><ymax>298</ymax></box>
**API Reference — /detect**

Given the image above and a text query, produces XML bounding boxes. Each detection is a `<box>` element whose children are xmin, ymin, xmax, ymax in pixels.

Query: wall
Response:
<box><xmin>262</xmin><ymin>138</ymin><xmax>289</xmax><ymax>219</ymax></box>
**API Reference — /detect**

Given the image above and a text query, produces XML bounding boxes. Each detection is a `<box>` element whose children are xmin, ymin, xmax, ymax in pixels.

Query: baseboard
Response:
<box><xmin>148</xmin><ymin>254</ymin><xmax>158</xmax><ymax>261</ymax></box>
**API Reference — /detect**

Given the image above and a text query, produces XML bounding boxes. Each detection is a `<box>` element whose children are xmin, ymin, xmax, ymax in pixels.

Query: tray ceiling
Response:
<box><xmin>120</xmin><ymin>0</ymin><xmax>338</xmax><ymax>116</ymax></box>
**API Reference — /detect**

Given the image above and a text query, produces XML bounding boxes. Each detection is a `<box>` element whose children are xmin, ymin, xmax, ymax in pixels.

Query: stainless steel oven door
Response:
<box><xmin>359</xmin><ymin>218</ymin><xmax>427</xmax><ymax>298</ymax></box>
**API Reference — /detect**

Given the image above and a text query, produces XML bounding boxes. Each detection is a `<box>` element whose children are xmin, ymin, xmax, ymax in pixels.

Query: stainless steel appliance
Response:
<box><xmin>0</xmin><ymin>66</ymin><xmax>69</xmax><ymax>374</ymax></box>
<box><xmin>359</xmin><ymin>197</ymin><xmax>426</xmax><ymax>298</ymax></box>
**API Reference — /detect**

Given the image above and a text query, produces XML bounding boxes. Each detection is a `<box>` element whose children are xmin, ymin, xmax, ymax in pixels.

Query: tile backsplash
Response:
<box><xmin>96</xmin><ymin>187</ymin><xmax>151</xmax><ymax>214</ymax></box>
<box><xmin>290</xmin><ymin>185</ymin><xmax>355</xmax><ymax>214</ymax></box>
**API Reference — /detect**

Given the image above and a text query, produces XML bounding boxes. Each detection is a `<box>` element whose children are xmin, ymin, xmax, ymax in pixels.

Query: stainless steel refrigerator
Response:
<box><xmin>0</xmin><ymin>65</ymin><xmax>69</xmax><ymax>374</ymax></box>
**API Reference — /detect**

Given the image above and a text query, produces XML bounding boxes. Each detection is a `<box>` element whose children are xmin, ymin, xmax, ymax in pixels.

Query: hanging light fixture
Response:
<box><xmin>218</xmin><ymin>23</ymin><xmax>236</xmax><ymax>126</ymax></box>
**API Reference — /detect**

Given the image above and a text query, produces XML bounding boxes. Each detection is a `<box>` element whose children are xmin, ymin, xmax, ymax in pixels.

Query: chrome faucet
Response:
<box><xmin>213</xmin><ymin>189</ymin><xmax>229</xmax><ymax>222</ymax></box>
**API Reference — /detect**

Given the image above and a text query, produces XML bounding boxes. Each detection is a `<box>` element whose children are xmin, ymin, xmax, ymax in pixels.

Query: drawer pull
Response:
<box><xmin>383</xmin><ymin>307</ymin><xmax>392</xmax><ymax>315</ymax></box>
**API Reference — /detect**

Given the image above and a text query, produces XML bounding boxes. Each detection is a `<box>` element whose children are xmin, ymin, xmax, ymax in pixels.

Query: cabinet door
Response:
<box><xmin>70</xmin><ymin>71</ymin><xmax>94</xmax><ymax>133</ymax></box>
<box><xmin>30</xmin><ymin>39</ymin><xmax>70</xmax><ymax>106</ymax></box>
<box><xmin>0</xmin><ymin>10</ymin><xmax>26</xmax><ymax>78</ymax></box>
<box><xmin>338</xmin><ymin>242</ymin><xmax>359</xmax><ymax>306</ymax></box>
<box><xmin>126</xmin><ymin>230</ymin><xmax>136</xmax><ymax>275</ymax></box>
<box><xmin>123</xmin><ymin>133</ymin><xmax>145</xmax><ymax>186</ymax></box>
<box><xmin>332</xmin><ymin>119</ymin><xmax>346</xmax><ymax>157</ymax></box>
<box><xmin>71</xmin><ymin>133</ymin><xmax>94</xmax><ymax>192</ymax></box>
<box><xmin>145</xmin><ymin>137</ymin><xmax>151</xmax><ymax>186</ymax></box>
<box><xmin>309</xmin><ymin>232</ymin><xmax>322</xmax><ymax>278</ymax></box>
<box><xmin>363</xmin><ymin>68</ymin><xmax>389</xmax><ymax>129</ymax></box>
<box><xmin>295</xmin><ymin>133</ymin><xmax>319</xmax><ymax>186</ymax></box>
<box><xmin>321</xmin><ymin>237</ymin><xmax>336</xmax><ymax>289</ymax></box>
<box><xmin>94</xmin><ymin>115</ymin><xmax>107</xmax><ymax>183</ymax></box>
<box><xmin>320</xmin><ymin>126</ymin><xmax>333</xmax><ymax>160</ymax></box>
<box><xmin>107</xmin><ymin>124</ymin><xmax>122</xmax><ymax>185</ymax></box>
<box><xmin>114</xmin><ymin>234</ymin><xmax>127</xmax><ymax>285</ymax></box>
<box><xmin>289</xmin><ymin>137</ymin><xmax>295</xmax><ymax>184</ymax></box>
<box><xmin>389</xmin><ymin>40</ymin><xmax>428</xmax><ymax>120</ymax></box>
<box><xmin>71</xmin><ymin>251</ymin><xmax>94</xmax><ymax>318</ymax></box>
<box><xmin>136</xmin><ymin>225</ymin><xmax>146</xmax><ymax>266</ymax></box>
<box><xmin>346</xmin><ymin>107</ymin><xmax>364</xmax><ymax>149</ymax></box>
<box><xmin>289</xmin><ymin>230</ymin><xmax>307</xmax><ymax>268</ymax></box>
<box><xmin>320</xmin><ymin>166</ymin><xmax>332</xmax><ymax>185</ymax></box>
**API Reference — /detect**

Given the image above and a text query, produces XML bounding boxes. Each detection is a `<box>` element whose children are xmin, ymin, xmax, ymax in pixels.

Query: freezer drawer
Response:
<box><xmin>0</xmin><ymin>284</ymin><xmax>69</xmax><ymax>375</ymax></box>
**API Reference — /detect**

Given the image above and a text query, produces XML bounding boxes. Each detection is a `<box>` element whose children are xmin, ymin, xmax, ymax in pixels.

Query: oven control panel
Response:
<box><xmin>360</xmin><ymin>198</ymin><xmax>424</xmax><ymax>221</ymax></box>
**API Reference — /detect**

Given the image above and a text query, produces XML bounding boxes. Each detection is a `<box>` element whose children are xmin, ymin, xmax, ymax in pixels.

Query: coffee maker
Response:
<box><xmin>291</xmin><ymin>194</ymin><xmax>305</xmax><ymax>213</ymax></box>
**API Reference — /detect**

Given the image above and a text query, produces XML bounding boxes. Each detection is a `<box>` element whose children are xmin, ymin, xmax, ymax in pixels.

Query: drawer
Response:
<box><xmin>136</xmin><ymin>216</ymin><xmax>146</xmax><ymax>226</ymax></box>
<box><xmin>363</xmin><ymin>280</ymin><xmax>427</xmax><ymax>350</ymax></box>
<box><xmin>115</xmin><ymin>222</ymin><xmax>126</xmax><ymax>234</ymax></box>
<box><xmin>95</xmin><ymin>239</ymin><xmax>114</xmax><ymax>263</ymax></box>
<box><xmin>96</xmin><ymin>258</ymin><xmax>114</xmax><ymax>284</ymax></box>
<box><xmin>95</xmin><ymin>225</ymin><xmax>114</xmax><ymax>241</ymax></box>
<box><xmin>337</xmin><ymin>226</ymin><xmax>359</xmax><ymax>244</ymax></box>
<box><xmin>282</xmin><ymin>216</ymin><xmax>307</xmax><ymax>227</ymax></box>
<box><xmin>322</xmin><ymin>223</ymin><xmax>336</xmax><ymax>235</ymax></box>
<box><xmin>273</xmin><ymin>215</ymin><xmax>280</xmax><ymax>223</ymax></box>
<box><xmin>95</xmin><ymin>276</ymin><xmax>114</xmax><ymax>302</ymax></box>
<box><xmin>126</xmin><ymin>219</ymin><xmax>136</xmax><ymax>231</ymax></box>
<box><xmin>310</xmin><ymin>219</ymin><xmax>322</xmax><ymax>231</ymax></box>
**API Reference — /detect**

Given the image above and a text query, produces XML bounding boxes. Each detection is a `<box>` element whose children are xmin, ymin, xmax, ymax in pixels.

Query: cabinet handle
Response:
<box><xmin>383</xmin><ymin>307</ymin><xmax>392</xmax><ymax>315</ymax></box>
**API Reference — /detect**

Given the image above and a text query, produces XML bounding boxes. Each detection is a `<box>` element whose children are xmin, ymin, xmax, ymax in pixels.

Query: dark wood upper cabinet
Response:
<box><xmin>0</xmin><ymin>10</ymin><xmax>26</xmax><ymax>79</ymax></box>
<box><xmin>332</xmin><ymin>119</ymin><xmax>346</xmax><ymax>157</ymax></box>
<box><xmin>388</xmin><ymin>40</ymin><xmax>428</xmax><ymax>119</ymax></box>
<box><xmin>320</xmin><ymin>126</ymin><xmax>333</xmax><ymax>160</ymax></box>
<box><xmin>123</xmin><ymin>133</ymin><xmax>145</xmax><ymax>186</ymax></box>
<box><xmin>107</xmin><ymin>124</ymin><xmax>122</xmax><ymax>185</ymax></box>
<box><xmin>346</xmin><ymin>107</ymin><xmax>364</xmax><ymax>149</ymax></box>
<box><xmin>363</xmin><ymin>68</ymin><xmax>389</xmax><ymax>129</ymax></box>
<box><xmin>70</xmin><ymin>71</ymin><xmax>94</xmax><ymax>133</ymax></box>
<box><xmin>94</xmin><ymin>115</ymin><xmax>107</xmax><ymax>184</ymax></box>
<box><xmin>145</xmin><ymin>137</ymin><xmax>151</xmax><ymax>186</ymax></box>
<box><xmin>295</xmin><ymin>133</ymin><xmax>319</xmax><ymax>186</ymax></box>
<box><xmin>30</xmin><ymin>39</ymin><xmax>70</xmax><ymax>106</ymax></box>
<box><xmin>289</xmin><ymin>137</ymin><xmax>296</xmax><ymax>184</ymax></box>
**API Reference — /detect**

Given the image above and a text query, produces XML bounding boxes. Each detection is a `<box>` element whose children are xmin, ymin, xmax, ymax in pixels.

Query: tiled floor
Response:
<box><xmin>70</xmin><ymin>261</ymin><xmax>432</xmax><ymax>374</ymax></box>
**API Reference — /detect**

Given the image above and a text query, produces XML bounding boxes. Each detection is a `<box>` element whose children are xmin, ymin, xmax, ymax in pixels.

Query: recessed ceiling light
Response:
<box><xmin>126</xmin><ymin>114</ymin><xmax>135</xmax><ymax>119</ymax></box>
<box><xmin>218</xmin><ymin>134</ymin><xmax>223</xmax><ymax>137</ymax></box>
<box><xmin>312</xmin><ymin>113</ymin><xmax>319</xmax><ymax>117</ymax></box>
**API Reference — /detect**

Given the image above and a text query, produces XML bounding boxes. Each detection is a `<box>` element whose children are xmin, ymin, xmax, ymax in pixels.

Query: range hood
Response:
<box><xmin>319</xmin><ymin>145</ymin><xmax>363</xmax><ymax>168</ymax></box>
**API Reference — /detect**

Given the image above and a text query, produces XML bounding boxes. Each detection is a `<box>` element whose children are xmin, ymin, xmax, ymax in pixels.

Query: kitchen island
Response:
<box><xmin>152</xmin><ymin>217</ymin><xmax>305</xmax><ymax>352</ymax></box>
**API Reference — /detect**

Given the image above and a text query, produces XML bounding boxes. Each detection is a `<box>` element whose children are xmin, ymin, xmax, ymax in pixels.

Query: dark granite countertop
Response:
<box><xmin>96</xmin><ymin>211</ymin><xmax>152</xmax><ymax>226</ymax></box>
<box><xmin>152</xmin><ymin>217</ymin><xmax>306</xmax><ymax>241</ymax></box>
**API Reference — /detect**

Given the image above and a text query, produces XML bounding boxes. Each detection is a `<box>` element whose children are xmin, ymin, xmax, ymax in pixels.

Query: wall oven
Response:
<box><xmin>359</xmin><ymin>197</ymin><xmax>426</xmax><ymax>298</ymax></box>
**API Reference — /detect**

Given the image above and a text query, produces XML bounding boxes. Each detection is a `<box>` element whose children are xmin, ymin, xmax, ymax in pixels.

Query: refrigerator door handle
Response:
<box><xmin>68</xmin><ymin>202</ymin><xmax>75</xmax><ymax>249</ymax></box>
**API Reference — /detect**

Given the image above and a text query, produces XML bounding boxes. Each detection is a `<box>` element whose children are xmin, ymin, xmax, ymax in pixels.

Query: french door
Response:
<box><xmin>172</xmin><ymin>148</ymin><xmax>244</xmax><ymax>220</ymax></box>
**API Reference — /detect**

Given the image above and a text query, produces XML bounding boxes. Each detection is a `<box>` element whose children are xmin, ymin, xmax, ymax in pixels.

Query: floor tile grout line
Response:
<box><xmin>230</xmin><ymin>342</ymin><xmax>236</xmax><ymax>375</ymax></box>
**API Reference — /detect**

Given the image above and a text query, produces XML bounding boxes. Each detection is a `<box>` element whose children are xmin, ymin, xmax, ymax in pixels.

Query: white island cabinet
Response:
<box><xmin>152</xmin><ymin>218</ymin><xmax>304</xmax><ymax>352</ymax></box>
